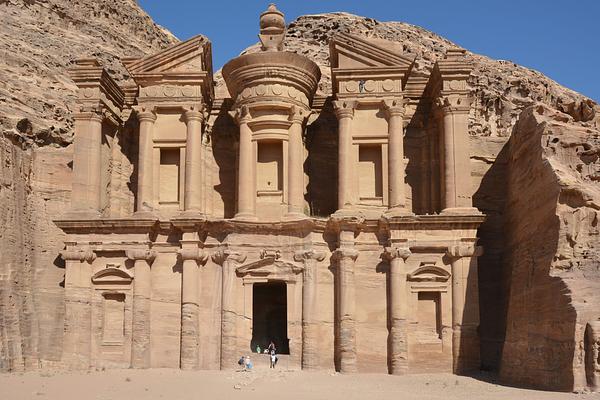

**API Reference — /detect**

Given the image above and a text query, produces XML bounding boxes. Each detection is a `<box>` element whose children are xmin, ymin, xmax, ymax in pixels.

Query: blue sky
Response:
<box><xmin>139</xmin><ymin>1</ymin><xmax>600</xmax><ymax>102</ymax></box>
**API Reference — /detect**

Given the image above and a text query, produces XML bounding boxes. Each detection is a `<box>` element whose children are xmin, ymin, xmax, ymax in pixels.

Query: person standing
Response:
<box><xmin>270</xmin><ymin>350</ymin><xmax>277</xmax><ymax>369</ymax></box>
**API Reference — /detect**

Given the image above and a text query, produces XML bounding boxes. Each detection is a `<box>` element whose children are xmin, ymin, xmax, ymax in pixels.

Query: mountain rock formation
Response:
<box><xmin>0</xmin><ymin>1</ymin><xmax>599</xmax><ymax>392</ymax></box>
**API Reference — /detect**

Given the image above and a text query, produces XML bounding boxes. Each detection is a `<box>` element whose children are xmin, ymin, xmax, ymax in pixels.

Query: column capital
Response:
<box><xmin>126</xmin><ymin>249</ymin><xmax>157</xmax><ymax>264</ymax></box>
<box><xmin>332</xmin><ymin>247</ymin><xmax>359</xmax><ymax>262</ymax></box>
<box><xmin>133</xmin><ymin>105</ymin><xmax>157</xmax><ymax>123</ymax></box>
<box><xmin>178</xmin><ymin>248</ymin><xmax>208</xmax><ymax>264</ymax></box>
<box><xmin>382</xmin><ymin>246</ymin><xmax>411</xmax><ymax>262</ymax></box>
<box><xmin>288</xmin><ymin>105</ymin><xmax>310</xmax><ymax>124</ymax></box>
<box><xmin>382</xmin><ymin>97</ymin><xmax>405</xmax><ymax>118</ymax></box>
<box><xmin>183</xmin><ymin>104</ymin><xmax>206</xmax><ymax>123</ymax></box>
<box><xmin>294</xmin><ymin>249</ymin><xmax>326</xmax><ymax>262</ymax></box>
<box><xmin>446</xmin><ymin>243</ymin><xmax>483</xmax><ymax>258</ymax></box>
<box><xmin>73</xmin><ymin>105</ymin><xmax>105</xmax><ymax>122</ymax></box>
<box><xmin>61</xmin><ymin>248</ymin><xmax>96</xmax><ymax>263</ymax></box>
<box><xmin>212</xmin><ymin>249</ymin><xmax>247</xmax><ymax>265</ymax></box>
<box><xmin>333</xmin><ymin>99</ymin><xmax>357</xmax><ymax>120</ymax></box>
<box><xmin>329</xmin><ymin>210</ymin><xmax>365</xmax><ymax>232</ymax></box>
<box><xmin>229</xmin><ymin>105</ymin><xmax>252</xmax><ymax>125</ymax></box>
<box><xmin>435</xmin><ymin>94</ymin><xmax>471</xmax><ymax>116</ymax></box>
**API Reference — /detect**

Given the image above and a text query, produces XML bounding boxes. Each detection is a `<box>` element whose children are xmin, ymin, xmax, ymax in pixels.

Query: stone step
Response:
<box><xmin>247</xmin><ymin>353</ymin><xmax>291</xmax><ymax>370</ymax></box>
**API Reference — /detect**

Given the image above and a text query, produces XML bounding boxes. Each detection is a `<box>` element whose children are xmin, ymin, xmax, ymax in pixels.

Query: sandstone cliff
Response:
<box><xmin>1</xmin><ymin>2</ymin><xmax>599</xmax><ymax>391</ymax></box>
<box><xmin>0</xmin><ymin>0</ymin><xmax>177</xmax><ymax>370</ymax></box>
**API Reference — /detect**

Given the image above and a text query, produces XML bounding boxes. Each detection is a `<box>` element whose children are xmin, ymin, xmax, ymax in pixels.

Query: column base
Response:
<box><xmin>383</xmin><ymin>207</ymin><xmax>414</xmax><ymax>218</ymax></box>
<box><xmin>233</xmin><ymin>212</ymin><xmax>258</xmax><ymax>221</ymax></box>
<box><xmin>61</xmin><ymin>210</ymin><xmax>102</xmax><ymax>220</ymax></box>
<box><xmin>176</xmin><ymin>210</ymin><xmax>206</xmax><ymax>219</ymax></box>
<box><xmin>441</xmin><ymin>207</ymin><xmax>482</xmax><ymax>216</ymax></box>
<box><xmin>133</xmin><ymin>210</ymin><xmax>158</xmax><ymax>219</ymax></box>
<box><xmin>284</xmin><ymin>211</ymin><xmax>308</xmax><ymax>221</ymax></box>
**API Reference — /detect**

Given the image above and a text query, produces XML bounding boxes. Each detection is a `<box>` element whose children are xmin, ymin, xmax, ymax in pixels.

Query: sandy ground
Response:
<box><xmin>1</xmin><ymin>368</ymin><xmax>599</xmax><ymax>400</ymax></box>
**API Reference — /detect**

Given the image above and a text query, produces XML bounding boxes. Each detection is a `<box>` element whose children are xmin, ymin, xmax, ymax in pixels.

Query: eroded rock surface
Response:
<box><xmin>500</xmin><ymin>105</ymin><xmax>600</xmax><ymax>391</ymax></box>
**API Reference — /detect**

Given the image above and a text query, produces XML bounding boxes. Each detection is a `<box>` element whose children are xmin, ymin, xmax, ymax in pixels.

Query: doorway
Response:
<box><xmin>252</xmin><ymin>281</ymin><xmax>289</xmax><ymax>354</ymax></box>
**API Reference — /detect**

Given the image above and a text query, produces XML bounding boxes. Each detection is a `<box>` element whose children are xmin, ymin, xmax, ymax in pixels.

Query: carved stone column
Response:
<box><xmin>333</xmin><ymin>100</ymin><xmax>357</xmax><ymax>210</ymax></box>
<box><xmin>332</xmin><ymin>246</ymin><xmax>359</xmax><ymax>373</ymax></box>
<box><xmin>61</xmin><ymin>248</ymin><xmax>96</xmax><ymax>369</ymax></box>
<box><xmin>178</xmin><ymin>246</ymin><xmax>207</xmax><ymax>370</ymax></box>
<box><xmin>183</xmin><ymin>105</ymin><xmax>205</xmax><ymax>214</ymax></box>
<box><xmin>382</xmin><ymin>245</ymin><xmax>411</xmax><ymax>375</ymax></box>
<box><xmin>437</xmin><ymin>95</ymin><xmax>473</xmax><ymax>213</ymax></box>
<box><xmin>294</xmin><ymin>249</ymin><xmax>326</xmax><ymax>370</ymax></box>
<box><xmin>382</xmin><ymin>98</ymin><xmax>408</xmax><ymax>212</ymax></box>
<box><xmin>434</xmin><ymin>48</ymin><xmax>477</xmax><ymax>214</ymax></box>
<box><xmin>126</xmin><ymin>248</ymin><xmax>156</xmax><ymax>368</ymax></box>
<box><xmin>134</xmin><ymin>106</ymin><xmax>157</xmax><ymax>215</ymax></box>
<box><xmin>212</xmin><ymin>249</ymin><xmax>247</xmax><ymax>369</ymax></box>
<box><xmin>287</xmin><ymin>107</ymin><xmax>308</xmax><ymax>218</ymax></box>
<box><xmin>446</xmin><ymin>243</ymin><xmax>483</xmax><ymax>373</ymax></box>
<box><xmin>71</xmin><ymin>108</ymin><xmax>103</xmax><ymax>216</ymax></box>
<box><xmin>233</xmin><ymin>106</ymin><xmax>256</xmax><ymax>220</ymax></box>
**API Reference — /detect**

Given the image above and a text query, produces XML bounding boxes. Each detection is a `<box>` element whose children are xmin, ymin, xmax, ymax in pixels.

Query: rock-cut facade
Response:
<box><xmin>55</xmin><ymin>4</ymin><xmax>486</xmax><ymax>374</ymax></box>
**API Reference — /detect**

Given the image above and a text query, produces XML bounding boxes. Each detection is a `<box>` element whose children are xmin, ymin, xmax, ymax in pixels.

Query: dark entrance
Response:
<box><xmin>251</xmin><ymin>281</ymin><xmax>289</xmax><ymax>354</ymax></box>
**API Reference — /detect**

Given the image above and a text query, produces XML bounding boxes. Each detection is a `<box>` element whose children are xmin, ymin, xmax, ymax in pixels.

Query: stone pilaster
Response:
<box><xmin>286</xmin><ymin>106</ymin><xmax>309</xmax><ymax>218</ymax></box>
<box><xmin>183</xmin><ymin>105</ymin><xmax>205</xmax><ymax>215</ymax></box>
<box><xmin>233</xmin><ymin>106</ymin><xmax>256</xmax><ymax>220</ymax></box>
<box><xmin>126</xmin><ymin>248</ymin><xmax>156</xmax><ymax>368</ymax></box>
<box><xmin>178</xmin><ymin>246</ymin><xmax>208</xmax><ymax>370</ymax></box>
<box><xmin>212</xmin><ymin>249</ymin><xmax>247</xmax><ymax>370</ymax></box>
<box><xmin>294</xmin><ymin>249</ymin><xmax>326</xmax><ymax>370</ymax></box>
<box><xmin>70</xmin><ymin>108</ymin><xmax>104</xmax><ymax>217</ymax></box>
<box><xmin>333</xmin><ymin>100</ymin><xmax>357</xmax><ymax>210</ymax></box>
<box><xmin>382</xmin><ymin>98</ymin><xmax>409</xmax><ymax>213</ymax></box>
<box><xmin>134</xmin><ymin>106</ymin><xmax>157</xmax><ymax>215</ymax></box>
<box><xmin>61</xmin><ymin>248</ymin><xmax>96</xmax><ymax>369</ymax></box>
<box><xmin>446</xmin><ymin>243</ymin><xmax>483</xmax><ymax>374</ymax></box>
<box><xmin>382</xmin><ymin>245</ymin><xmax>411</xmax><ymax>375</ymax></box>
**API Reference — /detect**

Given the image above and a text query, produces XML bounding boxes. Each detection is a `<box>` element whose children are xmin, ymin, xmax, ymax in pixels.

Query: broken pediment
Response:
<box><xmin>330</xmin><ymin>33</ymin><xmax>414</xmax><ymax>70</ymax></box>
<box><xmin>330</xmin><ymin>33</ymin><xmax>415</xmax><ymax>98</ymax></box>
<box><xmin>123</xmin><ymin>35</ymin><xmax>214</xmax><ymax>103</ymax></box>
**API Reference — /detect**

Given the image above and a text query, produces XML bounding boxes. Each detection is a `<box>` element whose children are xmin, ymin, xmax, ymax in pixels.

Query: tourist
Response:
<box><xmin>270</xmin><ymin>350</ymin><xmax>277</xmax><ymax>369</ymax></box>
<box><xmin>244</xmin><ymin>355</ymin><xmax>253</xmax><ymax>371</ymax></box>
<box><xmin>256</xmin><ymin>344</ymin><xmax>261</xmax><ymax>354</ymax></box>
<box><xmin>267</xmin><ymin>341</ymin><xmax>276</xmax><ymax>353</ymax></box>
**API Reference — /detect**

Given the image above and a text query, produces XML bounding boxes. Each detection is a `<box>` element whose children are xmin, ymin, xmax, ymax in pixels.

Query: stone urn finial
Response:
<box><xmin>259</xmin><ymin>3</ymin><xmax>285</xmax><ymax>51</ymax></box>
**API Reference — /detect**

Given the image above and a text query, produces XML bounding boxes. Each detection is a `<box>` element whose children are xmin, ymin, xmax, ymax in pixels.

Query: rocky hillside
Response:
<box><xmin>0</xmin><ymin>0</ymin><xmax>177</xmax><ymax>146</ymax></box>
<box><xmin>0</xmin><ymin>2</ymin><xmax>599</xmax><ymax>391</ymax></box>
<box><xmin>0</xmin><ymin>0</ymin><xmax>177</xmax><ymax>371</ymax></box>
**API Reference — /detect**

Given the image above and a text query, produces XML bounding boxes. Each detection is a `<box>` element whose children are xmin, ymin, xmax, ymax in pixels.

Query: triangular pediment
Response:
<box><xmin>330</xmin><ymin>33</ymin><xmax>414</xmax><ymax>70</ymax></box>
<box><xmin>124</xmin><ymin>35</ymin><xmax>213</xmax><ymax>81</ymax></box>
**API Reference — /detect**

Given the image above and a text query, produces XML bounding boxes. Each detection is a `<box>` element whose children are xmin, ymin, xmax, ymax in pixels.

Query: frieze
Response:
<box><xmin>237</xmin><ymin>83</ymin><xmax>309</xmax><ymax>107</ymax></box>
<box><xmin>338</xmin><ymin>78</ymin><xmax>400</xmax><ymax>95</ymax></box>
<box><xmin>139</xmin><ymin>85</ymin><xmax>202</xmax><ymax>99</ymax></box>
